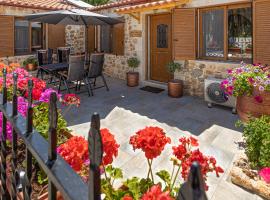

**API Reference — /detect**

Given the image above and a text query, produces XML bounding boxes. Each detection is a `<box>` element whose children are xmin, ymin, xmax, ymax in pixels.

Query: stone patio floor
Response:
<box><xmin>58</xmin><ymin>76</ymin><xmax>261</xmax><ymax>200</ymax></box>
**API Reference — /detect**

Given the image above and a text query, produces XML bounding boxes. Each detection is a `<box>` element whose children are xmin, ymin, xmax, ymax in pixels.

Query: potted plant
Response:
<box><xmin>228</xmin><ymin>43</ymin><xmax>241</xmax><ymax>54</ymax></box>
<box><xmin>23</xmin><ymin>56</ymin><xmax>38</xmax><ymax>71</ymax></box>
<box><xmin>127</xmin><ymin>57</ymin><xmax>140</xmax><ymax>87</ymax></box>
<box><xmin>167</xmin><ymin>61</ymin><xmax>183</xmax><ymax>98</ymax></box>
<box><xmin>221</xmin><ymin>63</ymin><xmax>270</xmax><ymax>122</ymax></box>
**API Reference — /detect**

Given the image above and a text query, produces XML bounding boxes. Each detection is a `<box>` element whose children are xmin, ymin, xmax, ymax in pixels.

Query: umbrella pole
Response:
<box><xmin>85</xmin><ymin>24</ymin><xmax>88</xmax><ymax>55</ymax></box>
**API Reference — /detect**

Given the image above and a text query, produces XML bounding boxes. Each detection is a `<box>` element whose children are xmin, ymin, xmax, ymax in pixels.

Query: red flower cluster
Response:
<box><xmin>58</xmin><ymin>129</ymin><xmax>119</xmax><ymax>172</ymax></box>
<box><xmin>23</xmin><ymin>78</ymin><xmax>46</xmax><ymax>100</ymax></box>
<box><xmin>141</xmin><ymin>185</ymin><xmax>174</xmax><ymax>200</ymax></box>
<box><xmin>62</xmin><ymin>94</ymin><xmax>81</xmax><ymax>107</ymax></box>
<box><xmin>100</xmin><ymin>128</ymin><xmax>120</xmax><ymax>166</ymax></box>
<box><xmin>57</xmin><ymin>136</ymin><xmax>89</xmax><ymax>172</ymax></box>
<box><xmin>172</xmin><ymin>136</ymin><xmax>224</xmax><ymax>190</ymax></box>
<box><xmin>130</xmin><ymin>127</ymin><xmax>171</xmax><ymax>159</ymax></box>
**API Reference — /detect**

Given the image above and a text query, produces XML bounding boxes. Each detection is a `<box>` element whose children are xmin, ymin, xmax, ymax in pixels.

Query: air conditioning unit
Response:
<box><xmin>204</xmin><ymin>77</ymin><xmax>237</xmax><ymax>114</ymax></box>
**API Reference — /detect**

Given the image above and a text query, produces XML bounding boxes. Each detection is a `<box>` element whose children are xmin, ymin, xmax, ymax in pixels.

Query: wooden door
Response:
<box><xmin>150</xmin><ymin>13</ymin><xmax>172</xmax><ymax>82</ymax></box>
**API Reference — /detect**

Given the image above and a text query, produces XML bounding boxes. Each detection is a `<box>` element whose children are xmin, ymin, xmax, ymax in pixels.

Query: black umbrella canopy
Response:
<box><xmin>24</xmin><ymin>9</ymin><xmax>123</xmax><ymax>26</ymax></box>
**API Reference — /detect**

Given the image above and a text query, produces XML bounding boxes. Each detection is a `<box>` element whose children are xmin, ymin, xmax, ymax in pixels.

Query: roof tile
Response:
<box><xmin>0</xmin><ymin>0</ymin><xmax>76</xmax><ymax>10</ymax></box>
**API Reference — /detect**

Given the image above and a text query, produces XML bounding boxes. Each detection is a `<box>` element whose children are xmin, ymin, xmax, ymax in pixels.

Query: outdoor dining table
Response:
<box><xmin>40</xmin><ymin>62</ymin><xmax>69</xmax><ymax>73</ymax></box>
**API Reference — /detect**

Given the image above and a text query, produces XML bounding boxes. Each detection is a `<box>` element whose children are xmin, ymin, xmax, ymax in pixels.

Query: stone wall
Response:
<box><xmin>174</xmin><ymin>60</ymin><xmax>240</xmax><ymax>96</ymax></box>
<box><xmin>0</xmin><ymin>55</ymin><xmax>34</xmax><ymax>66</ymax></box>
<box><xmin>98</xmin><ymin>9</ymin><xmax>144</xmax><ymax>80</ymax></box>
<box><xmin>66</xmin><ymin>25</ymin><xmax>85</xmax><ymax>55</ymax></box>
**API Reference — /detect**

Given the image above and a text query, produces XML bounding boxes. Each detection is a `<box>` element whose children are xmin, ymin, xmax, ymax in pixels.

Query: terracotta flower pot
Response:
<box><xmin>127</xmin><ymin>72</ymin><xmax>139</xmax><ymax>87</ymax></box>
<box><xmin>237</xmin><ymin>90</ymin><xmax>270</xmax><ymax>122</ymax></box>
<box><xmin>168</xmin><ymin>79</ymin><xmax>183</xmax><ymax>98</ymax></box>
<box><xmin>26</xmin><ymin>64</ymin><xmax>37</xmax><ymax>71</ymax></box>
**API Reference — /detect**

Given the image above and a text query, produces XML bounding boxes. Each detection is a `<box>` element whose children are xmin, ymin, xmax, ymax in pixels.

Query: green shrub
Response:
<box><xmin>236</xmin><ymin>115</ymin><xmax>270</xmax><ymax>168</ymax></box>
<box><xmin>166</xmin><ymin>61</ymin><xmax>182</xmax><ymax>74</ymax></box>
<box><xmin>33</xmin><ymin>103</ymin><xmax>69</xmax><ymax>145</ymax></box>
<box><xmin>127</xmin><ymin>57</ymin><xmax>140</xmax><ymax>71</ymax></box>
<box><xmin>23</xmin><ymin>56</ymin><xmax>38</xmax><ymax>66</ymax></box>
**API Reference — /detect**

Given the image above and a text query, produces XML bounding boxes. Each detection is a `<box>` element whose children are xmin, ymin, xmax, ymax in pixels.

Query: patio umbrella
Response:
<box><xmin>24</xmin><ymin>9</ymin><xmax>123</xmax><ymax>53</ymax></box>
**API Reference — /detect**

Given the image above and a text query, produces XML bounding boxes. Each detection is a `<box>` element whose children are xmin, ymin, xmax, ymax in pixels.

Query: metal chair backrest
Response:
<box><xmin>67</xmin><ymin>55</ymin><xmax>85</xmax><ymax>82</ymax></box>
<box><xmin>37</xmin><ymin>49</ymin><xmax>53</xmax><ymax>66</ymax></box>
<box><xmin>88</xmin><ymin>53</ymin><xmax>105</xmax><ymax>78</ymax></box>
<box><xmin>57</xmin><ymin>47</ymin><xmax>70</xmax><ymax>63</ymax></box>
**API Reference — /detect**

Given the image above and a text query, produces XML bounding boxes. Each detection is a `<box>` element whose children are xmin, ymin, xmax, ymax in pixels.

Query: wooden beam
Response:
<box><xmin>129</xmin><ymin>13</ymin><xmax>141</xmax><ymax>23</ymax></box>
<box><xmin>116</xmin><ymin>0</ymin><xmax>190</xmax><ymax>14</ymax></box>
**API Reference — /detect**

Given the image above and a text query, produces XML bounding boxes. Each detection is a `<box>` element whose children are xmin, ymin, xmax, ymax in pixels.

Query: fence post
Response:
<box><xmin>88</xmin><ymin>113</ymin><xmax>103</xmax><ymax>200</ymax></box>
<box><xmin>177</xmin><ymin>162</ymin><xmax>207</xmax><ymax>200</ymax></box>
<box><xmin>10</xmin><ymin>73</ymin><xmax>18</xmax><ymax>199</ymax></box>
<box><xmin>47</xmin><ymin>92</ymin><xmax>58</xmax><ymax>200</ymax></box>
<box><xmin>0</xmin><ymin>68</ymin><xmax>11</xmax><ymax>200</ymax></box>
<box><xmin>22</xmin><ymin>80</ymin><xmax>34</xmax><ymax>200</ymax></box>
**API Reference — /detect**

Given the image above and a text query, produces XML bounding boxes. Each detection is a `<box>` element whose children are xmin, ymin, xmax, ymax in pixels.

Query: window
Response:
<box><xmin>15</xmin><ymin>20</ymin><xmax>29</xmax><ymax>55</ymax></box>
<box><xmin>31</xmin><ymin>22</ymin><xmax>43</xmax><ymax>51</ymax></box>
<box><xmin>228</xmin><ymin>7</ymin><xmax>252</xmax><ymax>62</ymax></box>
<box><xmin>157</xmin><ymin>24</ymin><xmax>168</xmax><ymax>48</ymax></box>
<box><xmin>199</xmin><ymin>4</ymin><xmax>252</xmax><ymax>62</ymax></box>
<box><xmin>201</xmin><ymin>9</ymin><xmax>224</xmax><ymax>58</ymax></box>
<box><xmin>100</xmin><ymin>25</ymin><xmax>112</xmax><ymax>53</ymax></box>
<box><xmin>15</xmin><ymin>19</ymin><xmax>43</xmax><ymax>55</ymax></box>
<box><xmin>97</xmin><ymin>22</ymin><xmax>125</xmax><ymax>55</ymax></box>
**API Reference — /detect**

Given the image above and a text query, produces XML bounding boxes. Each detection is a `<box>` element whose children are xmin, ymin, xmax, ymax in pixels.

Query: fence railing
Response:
<box><xmin>0</xmin><ymin>69</ymin><xmax>207</xmax><ymax>200</ymax></box>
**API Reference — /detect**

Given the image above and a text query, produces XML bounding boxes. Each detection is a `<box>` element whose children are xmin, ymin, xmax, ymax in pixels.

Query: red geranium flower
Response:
<box><xmin>172</xmin><ymin>136</ymin><xmax>224</xmax><ymax>190</ymax></box>
<box><xmin>141</xmin><ymin>185</ymin><xmax>174</xmax><ymax>200</ymax></box>
<box><xmin>62</xmin><ymin>94</ymin><xmax>80</xmax><ymax>107</ymax></box>
<box><xmin>57</xmin><ymin>136</ymin><xmax>89</xmax><ymax>172</ymax></box>
<box><xmin>100</xmin><ymin>128</ymin><xmax>120</xmax><ymax>166</ymax></box>
<box><xmin>122</xmin><ymin>195</ymin><xmax>133</xmax><ymax>200</ymax></box>
<box><xmin>130</xmin><ymin>127</ymin><xmax>171</xmax><ymax>160</ymax></box>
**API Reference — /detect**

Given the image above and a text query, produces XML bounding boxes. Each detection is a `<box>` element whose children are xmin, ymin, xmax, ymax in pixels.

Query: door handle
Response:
<box><xmin>173</xmin><ymin>39</ymin><xmax>179</xmax><ymax>42</ymax></box>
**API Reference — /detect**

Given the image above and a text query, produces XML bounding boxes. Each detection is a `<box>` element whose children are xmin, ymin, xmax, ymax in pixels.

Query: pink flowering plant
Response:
<box><xmin>0</xmin><ymin>64</ymin><xmax>80</xmax><ymax>144</ymax></box>
<box><xmin>221</xmin><ymin>62</ymin><xmax>270</xmax><ymax>102</ymax></box>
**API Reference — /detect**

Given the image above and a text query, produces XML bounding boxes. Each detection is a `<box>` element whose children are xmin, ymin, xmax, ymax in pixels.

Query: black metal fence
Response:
<box><xmin>0</xmin><ymin>69</ymin><xmax>206</xmax><ymax>200</ymax></box>
<box><xmin>0</xmin><ymin>69</ymin><xmax>103</xmax><ymax>200</ymax></box>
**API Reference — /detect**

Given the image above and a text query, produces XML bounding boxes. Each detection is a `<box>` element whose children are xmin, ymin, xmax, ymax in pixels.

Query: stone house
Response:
<box><xmin>88</xmin><ymin>0</ymin><xmax>270</xmax><ymax>96</ymax></box>
<box><xmin>0</xmin><ymin>0</ymin><xmax>91</xmax><ymax>64</ymax></box>
<box><xmin>0</xmin><ymin>0</ymin><xmax>270</xmax><ymax>97</ymax></box>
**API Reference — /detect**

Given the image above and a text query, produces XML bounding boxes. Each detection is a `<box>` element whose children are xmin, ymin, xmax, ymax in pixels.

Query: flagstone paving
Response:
<box><xmin>61</xmin><ymin>76</ymin><xmax>261</xmax><ymax>199</ymax></box>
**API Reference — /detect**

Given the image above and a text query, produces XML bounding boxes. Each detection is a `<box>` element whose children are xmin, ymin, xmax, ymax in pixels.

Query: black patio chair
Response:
<box><xmin>36</xmin><ymin>48</ymin><xmax>53</xmax><ymax>79</ymax></box>
<box><xmin>86</xmin><ymin>53</ymin><xmax>109</xmax><ymax>95</ymax></box>
<box><xmin>58</xmin><ymin>55</ymin><xmax>92</xmax><ymax>96</ymax></box>
<box><xmin>57</xmin><ymin>47</ymin><xmax>71</xmax><ymax>63</ymax></box>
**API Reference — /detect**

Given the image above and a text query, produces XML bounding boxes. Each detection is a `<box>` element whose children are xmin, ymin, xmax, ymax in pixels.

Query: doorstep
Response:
<box><xmin>141</xmin><ymin>80</ymin><xmax>168</xmax><ymax>90</ymax></box>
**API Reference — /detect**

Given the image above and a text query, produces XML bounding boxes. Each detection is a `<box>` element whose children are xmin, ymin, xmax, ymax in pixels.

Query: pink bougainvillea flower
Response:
<box><xmin>254</xmin><ymin>95</ymin><xmax>263</xmax><ymax>103</ymax></box>
<box><xmin>259</xmin><ymin>168</ymin><xmax>270</xmax><ymax>184</ymax></box>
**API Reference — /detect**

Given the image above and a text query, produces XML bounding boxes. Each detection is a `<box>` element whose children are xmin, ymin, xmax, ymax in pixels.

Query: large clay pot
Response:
<box><xmin>237</xmin><ymin>90</ymin><xmax>270</xmax><ymax>122</ymax></box>
<box><xmin>127</xmin><ymin>72</ymin><xmax>139</xmax><ymax>87</ymax></box>
<box><xmin>26</xmin><ymin>64</ymin><xmax>37</xmax><ymax>71</ymax></box>
<box><xmin>168</xmin><ymin>79</ymin><xmax>183</xmax><ymax>98</ymax></box>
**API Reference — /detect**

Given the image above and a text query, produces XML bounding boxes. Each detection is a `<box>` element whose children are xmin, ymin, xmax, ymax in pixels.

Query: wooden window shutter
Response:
<box><xmin>173</xmin><ymin>9</ymin><xmax>196</xmax><ymax>60</ymax></box>
<box><xmin>112</xmin><ymin>23</ymin><xmax>125</xmax><ymax>56</ymax></box>
<box><xmin>48</xmin><ymin>24</ymin><xmax>66</xmax><ymax>52</ymax></box>
<box><xmin>0</xmin><ymin>16</ymin><xmax>14</xmax><ymax>57</ymax></box>
<box><xmin>87</xmin><ymin>25</ymin><xmax>96</xmax><ymax>53</ymax></box>
<box><xmin>253</xmin><ymin>0</ymin><xmax>270</xmax><ymax>65</ymax></box>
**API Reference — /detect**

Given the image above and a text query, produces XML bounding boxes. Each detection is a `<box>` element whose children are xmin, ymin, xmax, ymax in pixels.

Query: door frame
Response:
<box><xmin>145</xmin><ymin>12</ymin><xmax>173</xmax><ymax>82</ymax></box>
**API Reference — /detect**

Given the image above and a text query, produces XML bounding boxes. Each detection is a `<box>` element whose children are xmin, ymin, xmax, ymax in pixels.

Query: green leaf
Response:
<box><xmin>156</xmin><ymin>170</ymin><xmax>171</xmax><ymax>187</ymax></box>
